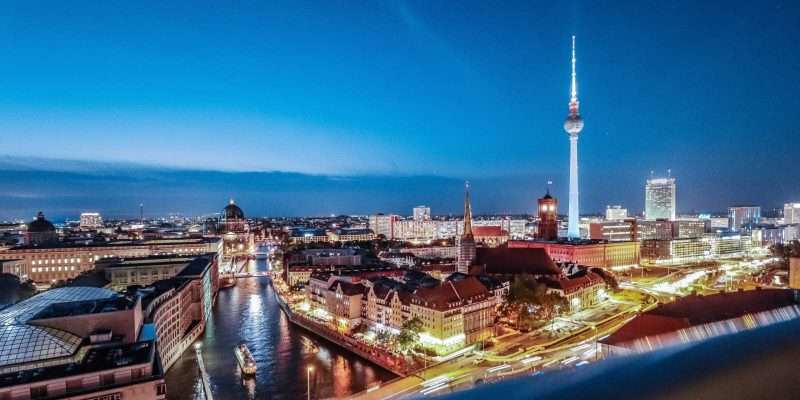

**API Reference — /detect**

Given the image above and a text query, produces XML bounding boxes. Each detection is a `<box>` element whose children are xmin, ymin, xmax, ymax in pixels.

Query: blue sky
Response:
<box><xmin>1</xmin><ymin>1</ymin><xmax>799</xmax><ymax>217</ymax></box>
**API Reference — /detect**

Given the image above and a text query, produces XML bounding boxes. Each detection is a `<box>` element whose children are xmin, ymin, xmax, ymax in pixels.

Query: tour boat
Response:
<box><xmin>235</xmin><ymin>343</ymin><xmax>257</xmax><ymax>376</ymax></box>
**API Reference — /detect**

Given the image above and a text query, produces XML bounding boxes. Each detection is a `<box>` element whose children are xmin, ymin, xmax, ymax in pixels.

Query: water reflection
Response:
<box><xmin>165</xmin><ymin>260</ymin><xmax>395</xmax><ymax>399</ymax></box>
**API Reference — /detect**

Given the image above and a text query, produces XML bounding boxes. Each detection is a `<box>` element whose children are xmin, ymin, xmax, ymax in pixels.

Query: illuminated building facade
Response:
<box><xmin>0</xmin><ymin>237</ymin><xmax>221</xmax><ymax>284</ymax></box>
<box><xmin>536</xmin><ymin>190</ymin><xmax>558</xmax><ymax>241</ymax></box>
<box><xmin>790</xmin><ymin>258</ymin><xmax>800</xmax><ymax>289</ymax></box>
<box><xmin>413</xmin><ymin>206</ymin><xmax>431</xmax><ymax>222</ymax></box>
<box><xmin>219</xmin><ymin>199</ymin><xmax>253</xmax><ymax>258</ymax></box>
<box><xmin>636</xmin><ymin>219</ymin><xmax>673</xmax><ymax>240</ymax></box>
<box><xmin>509</xmin><ymin>240</ymin><xmax>640</xmax><ymax>269</ymax></box>
<box><xmin>589</xmin><ymin>219</ymin><xmax>636</xmax><ymax>242</ymax></box>
<box><xmin>728</xmin><ymin>205</ymin><xmax>761</xmax><ymax>231</ymax></box>
<box><xmin>605</xmin><ymin>205</ymin><xmax>628</xmax><ymax>221</ymax></box>
<box><xmin>472</xmin><ymin>225</ymin><xmax>509</xmax><ymax>248</ymax></box>
<box><xmin>784</xmin><ymin>203</ymin><xmax>800</xmax><ymax>224</ymax></box>
<box><xmin>327</xmin><ymin>228</ymin><xmax>375</xmax><ymax>242</ymax></box>
<box><xmin>79</xmin><ymin>212</ymin><xmax>103</xmax><ymax>229</ymax></box>
<box><xmin>363</xmin><ymin>279</ymin><xmax>411</xmax><ymax>334</ymax></box>
<box><xmin>671</xmin><ymin>219</ymin><xmax>709</xmax><ymax>238</ymax></box>
<box><xmin>645</xmin><ymin>177</ymin><xmax>676</xmax><ymax>220</ymax></box>
<box><xmin>139</xmin><ymin>253</ymin><xmax>219</xmax><ymax>371</ymax></box>
<box><xmin>368</xmin><ymin>213</ymin><xmax>399</xmax><ymax>239</ymax></box>
<box><xmin>543</xmin><ymin>271</ymin><xmax>605</xmax><ymax>312</ymax></box>
<box><xmin>641</xmin><ymin>233</ymin><xmax>753</xmax><ymax>265</ymax></box>
<box><xmin>411</xmin><ymin>277</ymin><xmax>495</xmax><ymax>354</ymax></box>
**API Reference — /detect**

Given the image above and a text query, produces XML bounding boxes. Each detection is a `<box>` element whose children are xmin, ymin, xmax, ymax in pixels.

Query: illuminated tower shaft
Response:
<box><xmin>563</xmin><ymin>36</ymin><xmax>584</xmax><ymax>239</ymax></box>
<box><xmin>568</xmin><ymin>136</ymin><xmax>579</xmax><ymax>237</ymax></box>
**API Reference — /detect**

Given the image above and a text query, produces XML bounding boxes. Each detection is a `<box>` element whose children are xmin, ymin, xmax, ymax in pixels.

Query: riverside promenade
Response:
<box><xmin>271</xmin><ymin>280</ymin><xmax>413</xmax><ymax>377</ymax></box>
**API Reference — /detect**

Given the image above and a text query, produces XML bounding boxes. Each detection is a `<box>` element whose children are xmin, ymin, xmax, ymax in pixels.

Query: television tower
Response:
<box><xmin>563</xmin><ymin>35</ymin><xmax>584</xmax><ymax>239</ymax></box>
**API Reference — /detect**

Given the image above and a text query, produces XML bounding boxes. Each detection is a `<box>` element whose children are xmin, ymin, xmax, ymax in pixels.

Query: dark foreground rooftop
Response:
<box><xmin>442</xmin><ymin>318</ymin><xmax>800</xmax><ymax>400</ymax></box>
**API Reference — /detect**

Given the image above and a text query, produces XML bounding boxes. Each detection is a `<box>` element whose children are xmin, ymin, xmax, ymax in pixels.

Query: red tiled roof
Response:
<box><xmin>473</xmin><ymin>226</ymin><xmax>507</xmax><ymax>237</ymax></box>
<box><xmin>474</xmin><ymin>247</ymin><xmax>560</xmax><ymax>276</ymax></box>
<box><xmin>413</xmin><ymin>276</ymin><xmax>490</xmax><ymax>311</ymax></box>
<box><xmin>545</xmin><ymin>272</ymin><xmax>604</xmax><ymax>294</ymax></box>
<box><xmin>331</xmin><ymin>280</ymin><xmax>366</xmax><ymax>296</ymax></box>
<box><xmin>601</xmin><ymin>289</ymin><xmax>800</xmax><ymax>346</ymax></box>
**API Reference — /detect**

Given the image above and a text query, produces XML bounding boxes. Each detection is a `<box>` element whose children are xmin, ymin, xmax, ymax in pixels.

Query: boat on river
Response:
<box><xmin>235</xmin><ymin>343</ymin><xmax>257</xmax><ymax>376</ymax></box>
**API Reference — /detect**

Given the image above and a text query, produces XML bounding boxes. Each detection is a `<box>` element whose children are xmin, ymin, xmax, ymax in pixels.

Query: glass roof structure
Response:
<box><xmin>0</xmin><ymin>287</ymin><xmax>118</xmax><ymax>368</ymax></box>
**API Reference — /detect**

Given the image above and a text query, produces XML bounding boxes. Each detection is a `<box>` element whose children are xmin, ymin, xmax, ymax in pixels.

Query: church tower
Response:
<box><xmin>457</xmin><ymin>181</ymin><xmax>476</xmax><ymax>274</ymax></box>
<box><xmin>536</xmin><ymin>186</ymin><xmax>559</xmax><ymax>241</ymax></box>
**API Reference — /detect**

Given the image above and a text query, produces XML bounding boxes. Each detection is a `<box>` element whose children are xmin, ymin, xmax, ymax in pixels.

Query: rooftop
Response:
<box><xmin>413</xmin><ymin>276</ymin><xmax>490</xmax><ymax>311</ymax></box>
<box><xmin>473</xmin><ymin>226</ymin><xmax>507</xmax><ymax>237</ymax></box>
<box><xmin>474</xmin><ymin>247</ymin><xmax>560</xmax><ymax>276</ymax></box>
<box><xmin>0</xmin><ymin>340</ymin><xmax>156</xmax><ymax>389</ymax></box>
<box><xmin>8</xmin><ymin>237</ymin><xmax>220</xmax><ymax>251</ymax></box>
<box><xmin>602</xmin><ymin>289</ymin><xmax>800</xmax><ymax>346</ymax></box>
<box><xmin>0</xmin><ymin>287</ymin><xmax>119</xmax><ymax>368</ymax></box>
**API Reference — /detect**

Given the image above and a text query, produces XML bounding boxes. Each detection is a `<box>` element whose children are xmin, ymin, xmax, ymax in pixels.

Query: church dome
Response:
<box><xmin>223</xmin><ymin>199</ymin><xmax>245</xmax><ymax>220</ymax></box>
<box><xmin>27</xmin><ymin>212</ymin><xmax>55</xmax><ymax>233</ymax></box>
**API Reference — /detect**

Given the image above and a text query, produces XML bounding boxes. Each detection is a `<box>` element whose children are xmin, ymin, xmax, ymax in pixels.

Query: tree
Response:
<box><xmin>590</xmin><ymin>268</ymin><xmax>619</xmax><ymax>291</ymax></box>
<box><xmin>504</xmin><ymin>275</ymin><xmax>567</xmax><ymax>328</ymax></box>
<box><xmin>396</xmin><ymin>317</ymin><xmax>423</xmax><ymax>353</ymax></box>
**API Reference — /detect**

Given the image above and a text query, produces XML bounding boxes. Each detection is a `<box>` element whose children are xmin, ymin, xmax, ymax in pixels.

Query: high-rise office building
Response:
<box><xmin>645</xmin><ymin>176</ymin><xmax>676</xmax><ymax>220</ymax></box>
<box><xmin>79</xmin><ymin>212</ymin><xmax>103</xmax><ymax>229</ymax></box>
<box><xmin>728</xmin><ymin>206</ymin><xmax>761</xmax><ymax>231</ymax></box>
<box><xmin>563</xmin><ymin>35</ymin><xmax>584</xmax><ymax>239</ymax></box>
<box><xmin>784</xmin><ymin>203</ymin><xmax>800</xmax><ymax>224</ymax></box>
<box><xmin>413</xmin><ymin>205</ymin><xmax>431</xmax><ymax>222</ymax></box>
<box><xmin>368</xmin><ymin>213</ymin><xmax>399</xmax><ymax>239</ymax></box>
<box><xmin>605</xmin><ymin>205</ymin><xmax>628</xmax><ymax>221</ymax></box>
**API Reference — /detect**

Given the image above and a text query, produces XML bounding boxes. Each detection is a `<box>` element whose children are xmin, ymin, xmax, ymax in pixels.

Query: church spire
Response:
<box><xmin>463</xmin><ymin>181</ymin><xmax>473</xmax><ymax>238</ymax></box>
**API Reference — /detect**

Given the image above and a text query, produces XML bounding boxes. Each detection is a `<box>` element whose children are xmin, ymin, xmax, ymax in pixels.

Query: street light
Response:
<box><xmin>307</xmin><ymin>366</ymin><xmax>314</xmax><ymax>400</ymax></box>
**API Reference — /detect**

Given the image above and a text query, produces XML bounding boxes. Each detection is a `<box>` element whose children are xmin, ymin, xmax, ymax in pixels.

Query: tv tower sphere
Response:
<box><xmin>564</xmin><ymin>113</ymin><xmax>584</xmax><ymax>137</ymax></box>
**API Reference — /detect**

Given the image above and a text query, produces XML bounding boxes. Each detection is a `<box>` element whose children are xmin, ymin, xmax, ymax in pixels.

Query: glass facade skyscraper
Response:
<box><xmin>645</xmin><ymin>177</ymin><xmax>676</xmax><ymax>220</ymax></box>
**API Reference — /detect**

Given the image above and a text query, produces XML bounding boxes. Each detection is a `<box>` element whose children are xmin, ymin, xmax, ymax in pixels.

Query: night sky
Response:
<box><xmin>1</xmin><ymin>1</ymin><xmax>799</xmax><ymax>218</ymax></box>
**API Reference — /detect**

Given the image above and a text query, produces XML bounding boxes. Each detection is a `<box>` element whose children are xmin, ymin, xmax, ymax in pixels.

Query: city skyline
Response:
<box><xmin>0</xmin><ymin>155</ymin><xmax>793</xmax><ymax>220</ymax></box>
<box><xmin>2</xmin><ymin>3</ymin><xmax>799</xmax><ymax>399</ymax></box>
<box><xmin>1</xmin><ymin>1</ymin><xmax>799</xmax><ymax>217</ymax></box>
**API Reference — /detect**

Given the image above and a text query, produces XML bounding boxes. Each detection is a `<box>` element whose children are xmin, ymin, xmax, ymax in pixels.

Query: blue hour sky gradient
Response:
<box><xmin>0</xmin><ymin>1</ymin><xmax>799</xmax><ymax>218</ymax></box>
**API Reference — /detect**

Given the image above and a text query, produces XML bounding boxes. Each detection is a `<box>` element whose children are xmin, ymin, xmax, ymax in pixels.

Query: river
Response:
<box><xmin>165</xmin><ymin>259</ymin><xmax>396</xmax><ymax>399</ymax></box>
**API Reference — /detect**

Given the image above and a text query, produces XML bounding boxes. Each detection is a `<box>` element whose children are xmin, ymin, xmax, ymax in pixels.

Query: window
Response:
<box><xmin>66</xmin><ymin>379</ymin><xmax>82</xmax><ymax>393</ymax></box>
<box><xmin>101</xmin><ymin>373</ymin><xmax>115</xmax><ymax>386</ymax></box>
<box><xmin>30</xmin><ymin>386</ymin><xmax>48</xmax><ymax>399</ymax></box>
<box><xmin>156</xmin><ymin>383</ymin><xmax>167</xmax><ymax>396</ymax></box>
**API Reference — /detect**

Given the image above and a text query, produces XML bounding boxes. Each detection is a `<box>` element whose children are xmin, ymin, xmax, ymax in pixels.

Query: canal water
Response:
<box><xmin>165</xmin><ymin>259</ymin><xmax>395</xmax><ymax>399</ymax></box>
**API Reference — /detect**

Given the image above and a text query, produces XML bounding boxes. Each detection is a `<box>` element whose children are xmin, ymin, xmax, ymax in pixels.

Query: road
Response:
<box><xmin>348</xmin><ymin>299</ymin><xmax>640</xmax><ymax>400</ymax></box>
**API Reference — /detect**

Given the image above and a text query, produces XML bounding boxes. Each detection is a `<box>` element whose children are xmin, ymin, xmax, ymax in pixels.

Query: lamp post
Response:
<box><xmin>307</xmin><ymin>366</ymin><xmax>313</xmax><ymax>400</ymax></box>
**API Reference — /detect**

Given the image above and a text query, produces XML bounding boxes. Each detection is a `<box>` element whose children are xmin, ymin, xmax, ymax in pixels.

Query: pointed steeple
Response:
<box><xmin>463</xmin><ymin>181</ymin><xmax>473</xmax><ymax>239</ymax></box>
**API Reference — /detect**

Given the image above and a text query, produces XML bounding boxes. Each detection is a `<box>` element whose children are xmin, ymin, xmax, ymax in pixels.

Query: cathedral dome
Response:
<box><xmin>223</xmin><ymin>199</ymin><xmax>245</xmax><ymax>220</ymax></box>
<box><xmin>27</xmin><ymin>212</ymin><xmax>55</xmax><ymax>233</ymax></box>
